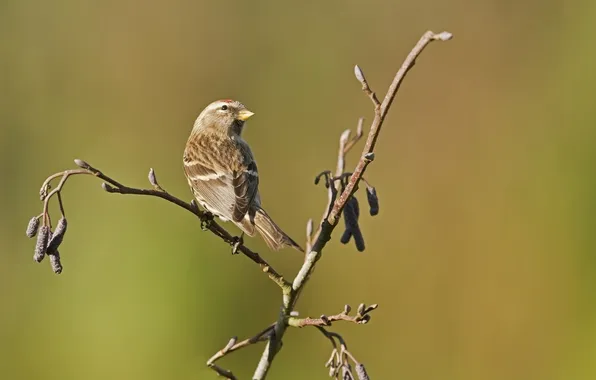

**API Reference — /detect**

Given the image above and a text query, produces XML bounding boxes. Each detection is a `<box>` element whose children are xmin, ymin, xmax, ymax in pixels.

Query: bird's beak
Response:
<box><xmin>237</xmin><ymin>109</ymin><xmax>255</xmax><ymax>121</ymax></box>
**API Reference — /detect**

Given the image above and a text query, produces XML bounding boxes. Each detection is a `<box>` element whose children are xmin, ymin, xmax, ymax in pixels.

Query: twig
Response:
<box><xmin>288</xmin><ymin>303</ymin><xmax>378</xmax><ymax>327</ymax></box>
<box><xmin>305</xmin><ymin>219</ymin><xmax>314</xmax><ymax>255</ymax></box>
<box><xmin>37</xmin><ymin>161</ymin><xmax>291</xmax><ymax>290</ymax></box>
<box><xmin>206</xmin><ymin>324</ymin><xmax>275</xmax><ymax>379</ymax></box>
<box><xmin>317</xmin><ymin>327</ymin><xmax>370</xmax><ymax>380</ymax></box>
<box><xmin>342</xmin><ymin>118</ymin><xmax>365</xmax><ymax>157</ymax></box>
<box><xmin>327</xmin><ymin>30</ymin><xmax>452</xmax><ymax>226</ymax></box>
<box><xmin>252</xmin><ymin>30</ymin><xmax>452</xmax><ymax>379</ymax></box>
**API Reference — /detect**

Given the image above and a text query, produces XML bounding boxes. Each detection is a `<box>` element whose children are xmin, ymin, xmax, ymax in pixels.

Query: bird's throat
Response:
<box><xmin>231</xmin><ymin>119</ymin><xmax>245</xmax><ymax>136</ymax></box>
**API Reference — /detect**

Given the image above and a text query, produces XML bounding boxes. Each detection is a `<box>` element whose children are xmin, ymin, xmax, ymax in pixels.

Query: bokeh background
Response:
<box><xmin>1</xmin><ymin>0</ymin><xmax>593</xmax><ymax>379</ymax></box>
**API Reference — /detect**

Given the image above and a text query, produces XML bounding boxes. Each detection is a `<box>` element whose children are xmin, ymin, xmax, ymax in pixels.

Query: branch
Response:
<box><xmin>31</xmin><ymin>160</ymin><xmax>291</xmax><ymax>290</ymax></box>
<box><xmin>328</xmin><ymin>30</ymin><xmax>452</xmax><ymax>226</ymax></box>
<box><xmin>206</xmin><ymin>324</ymin><xmax>275</xmax><ymax>380</ymax></box>
<box><xmin>317</xmin><ymin>327</ymin><xmax>370</xmax><ymax>380</ymax></box>
<box><xmin>288</xmin><ymin>303</ymin><xmax>378</xmax><ymax>328</ymax></box>
<box><xmin>252</xmin><ymin>30</ymin><xmax>452</xmax><ymax>379</ymax></box>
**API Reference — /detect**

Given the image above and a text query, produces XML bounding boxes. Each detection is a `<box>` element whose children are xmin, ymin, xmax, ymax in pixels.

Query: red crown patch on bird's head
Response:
<box><xmin>220</xmin><ymin>99</ymin><xmax>234</xmax><ymax>103</ymax></box>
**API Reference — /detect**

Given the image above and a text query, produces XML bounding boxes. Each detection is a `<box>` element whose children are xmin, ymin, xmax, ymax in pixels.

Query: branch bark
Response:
<box><xmin>36</xmin><ymin>161</ymin><xmax>291</xmax><ymax>290</ymax></box>
<box><xmin>207</xmin><ymin>324</ymin><xmax>275</xmax><ymax>379</ymax></box>
<box><xmin>251</xmin><ymin>30</ymin><xmax>452</xmax><ymax>379</ymax></box>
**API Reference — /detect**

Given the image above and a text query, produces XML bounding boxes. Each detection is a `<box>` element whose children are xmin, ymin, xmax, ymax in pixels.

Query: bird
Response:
<box><xmin>183</xmin><ymin>99</ymin><xmax>303</xmax><ymax>252</ymax></box>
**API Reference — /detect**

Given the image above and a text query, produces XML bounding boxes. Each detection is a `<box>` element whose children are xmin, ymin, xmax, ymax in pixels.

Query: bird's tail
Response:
<box><xmin>254</xmin><ymin>208</ymin><xmax>304</xmax><ymax>252</ymax></box>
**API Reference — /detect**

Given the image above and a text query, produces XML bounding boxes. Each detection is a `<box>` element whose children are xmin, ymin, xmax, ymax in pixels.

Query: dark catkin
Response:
<box><xmin>26</xmin><ymin>216</ymin><xmax>40</xmax><ymax>238</ymax></box>
<box><xmin>48</xmin><ymin>250</ymin><xmax>63</xmax><ymax>274</ymax></box>
<box><xmin>351</xmin><ymin>224</ymin><xmax>365</xmax><ymax>252</ymax></box>
<box><xmin>355</xmin><ymin>364</ymin><xmax>369</xmax><ymax>380</ymax></box>
<box><xmin>340</xmin><ymin>229</ymin><xmax>353</xmax><ymax>244</ymax></box>
<box><xmin>47</xmin><ymin>217</ymin><xmax>67</xmax><ymax>253</ymax></box>
<box><xmin>366</xmin><ymin>187</ymin><xmax>379</xmax><ymax>216</ymax></box>
<box><xmin>34</xmin><ymin>225</ymin><xmax>50</xmax><ymax>262</ymax></box>
<box><xmin>343</xmin><ymin>197</ymin><xmax>360</xmax><ymax>231</ymax></box>
<box><xmin>341</xmin><ymin>197</ymin><xmax>365</xmax><ymax>251</ymax></box>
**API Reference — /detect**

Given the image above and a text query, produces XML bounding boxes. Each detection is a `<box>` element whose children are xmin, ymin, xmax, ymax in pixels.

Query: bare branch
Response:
<box><xmin>206</xmin><ymin>325</ymin><xmax>275</xmax><ymax>379</ymax></box>
<box><xmin>34</xmin><ymin>162</ymin><xmax>291</xmax><ymax>289</ymax></box>
<box><xmin>342</xmin><ymin>118</ymin><xmax>365</xmax><ymax>158</ymax></box>
<box><xmin>287</xmin><ymin>303</ymin><xmax>378</xmax><ymax>328</ymax></box>
<box><xmin>317</xmin><ymin>327</ymin><xmax>370</xmax><ymax>380</ymax></box>
<box><xmin>252</xmin><ymin>30</ymin><xmax>452</xmax><ymax>379</ymax></box>
<box><xmin>305</xmin><ymin>218</ymin><xmax>314</xmax><ymax>255</ymax></box>
<box><xmin>354</xmin><ymin>65</ymin><xmax>381</xmax><ymax>108</ymax></box>
<box><xmin>328</xmin><ymin>30</ymin><xmax>452</xmax><ymax>226</ymax></box>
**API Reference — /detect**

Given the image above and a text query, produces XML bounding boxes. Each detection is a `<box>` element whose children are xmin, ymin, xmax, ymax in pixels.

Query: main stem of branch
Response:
<box><xmin>251</xmin><ymin>30</ymin><xmax>451</xmax><ymax>380</ymax></box>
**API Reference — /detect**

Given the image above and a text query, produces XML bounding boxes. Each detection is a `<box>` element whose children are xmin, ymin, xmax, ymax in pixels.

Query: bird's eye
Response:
<box><xmin>220</xmin><ymin>105</ymin><xmax>228</xmax><ymax>111</ymax></box>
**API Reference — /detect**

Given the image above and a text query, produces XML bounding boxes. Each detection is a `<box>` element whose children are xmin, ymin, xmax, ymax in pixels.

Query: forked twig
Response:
<box><xmin>252</xmin><ymin>30</ymin><xmax>452</xmax><ymax>379</ymax></box>
<box><xmin>207</xmin><ymin>324</ymin><xmax>275</xmax><ymax>379</ymax></box>
<box><xmin>35</xmin><ymin>161</ymin><xmax>290</xmax><ymax>290</ymax></box>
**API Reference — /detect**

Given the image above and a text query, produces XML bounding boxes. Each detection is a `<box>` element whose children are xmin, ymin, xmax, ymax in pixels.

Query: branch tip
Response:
<box><xmin>223</xmin><ymin>337</ymin><xmax>237</xmax><ymax>353</ymax></box>
<box><xmin>357</xmin><ymin>303</ymin><xmax>365</xmax><ymax>316</ymax></box>
<box><xmin>354</xmin><ymin>65</ymin><xmax>366</xmax><ymax>84</ymax></box>
<box><xmin>435</xmin><ymin>31</ymin><xmax>453</xmax><ymax>41</ymax></box>
<box><xmin>74</xmin><ymin>158</ymin><xmax>91</xmax><ymax>170</ymax></box>
<box><xmin>101</xmin><ymin>182</ymin><xmax>116</xmax><ymax>192</ymax></box>
<box><xmin>340</xmin><ymin>129</ymin><xmax>352</xmax><ymax>145</ymax></box>
<box><xmin>148</xmin><ymin>168</ymin><xmax>157</xmax><ymax>186</ymax></box>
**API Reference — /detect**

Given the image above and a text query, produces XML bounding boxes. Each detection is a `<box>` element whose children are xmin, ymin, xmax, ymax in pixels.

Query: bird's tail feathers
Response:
<box><xmin>254</xmin><ymin>208</ymin><xmax>304</xmax><ymax>252</ymax></box>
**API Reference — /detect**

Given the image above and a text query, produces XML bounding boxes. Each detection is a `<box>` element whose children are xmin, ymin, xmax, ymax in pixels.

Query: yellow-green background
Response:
<box><xmin>1</xmin><ymin>1</ymin><xmax>593</xmax><ymax>379</ymax></box>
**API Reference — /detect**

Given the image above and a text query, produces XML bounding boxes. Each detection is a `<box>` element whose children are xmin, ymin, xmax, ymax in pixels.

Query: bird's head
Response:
<box><xmin>192</xmin><ymin>99</ymin><xmax>254</xmax><ymax>137</ymax></box>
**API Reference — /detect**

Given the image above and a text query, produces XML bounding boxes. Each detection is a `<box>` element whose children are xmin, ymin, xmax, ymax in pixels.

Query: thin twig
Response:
<box><xmin>305</xmin><ymin>219</ymin><xmax>314</xmax><ymax>255</ymax></box>
<box><xmin>252</xmin><ymin>30</ymin><xmax>452</xmax><ymax>379</ymax></box>
<box><xmin>343</xmin><ymin>118</ymin><xmax>365</xmax><ymax>156</ymax></box>
<box><xmin>39</xmin><ymin>162</ymin><xmax>291</xmax><ymax>290</ymax></box>
<box><xmin>287</xmin><ymin>303</ymin><xmax>377</xmax><ymax>327</ymax></box>
<box><xmin>206</xmin><ymin>324</ymin><xmax>275</xmax><ymax>379</ymax></box>
<box><xmin>327</xmin><ymin>30</ymin><xmax>452</xmax><ymax>226</ymax></box>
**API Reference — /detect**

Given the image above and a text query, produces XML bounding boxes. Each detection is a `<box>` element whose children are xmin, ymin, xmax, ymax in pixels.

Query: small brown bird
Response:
<box><xmin>183</xmin><ymin>99</ymin><xmax>303</xmax><ymax>252</ymax></box>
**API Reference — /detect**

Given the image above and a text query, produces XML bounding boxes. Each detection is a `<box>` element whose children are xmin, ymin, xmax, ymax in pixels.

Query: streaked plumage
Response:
<box><xmin>183</xmin><ymin>99</ymin><xmax>303</xmax><ymax>252</ymax></box>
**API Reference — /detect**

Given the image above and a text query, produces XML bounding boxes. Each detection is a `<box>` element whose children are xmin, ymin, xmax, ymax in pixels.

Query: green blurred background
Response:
<box><xmin>1</xmin><ymin>0</ymin><xmax>594</xmax><ymax>379</ymax></box>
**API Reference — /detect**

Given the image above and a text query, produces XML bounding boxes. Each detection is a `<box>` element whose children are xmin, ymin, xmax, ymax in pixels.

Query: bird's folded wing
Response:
<box><xmin>184</xmin><ymin>156</ymin><xmax>236</xmax><ymax>221</ymax></box>
<box><xmin>232</xmin><ymin>161</ymin><xmax>259</xmax><ymax>222</ymax></box>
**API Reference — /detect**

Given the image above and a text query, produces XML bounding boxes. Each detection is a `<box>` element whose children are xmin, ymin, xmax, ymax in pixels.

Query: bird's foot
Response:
<box><xmin>231</xmin><ymin>232</ymin><xmax>244</xmax><ymax>255</ymax></box>
<box><xmin>200</xmin><ymin>211</ymin><xmax>214</xmax><ymax>231</ymax></box>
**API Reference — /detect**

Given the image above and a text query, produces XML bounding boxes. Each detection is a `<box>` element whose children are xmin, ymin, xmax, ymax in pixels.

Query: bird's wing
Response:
<box><xmin>232</xmin><ymin>159</ymin><xmax>259</xmax><ymax>222</ymax></box>
<box><xmin>183</xmin><ymin>145</ymin><xmax>236</xmax><ymax>221</ymax></box>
